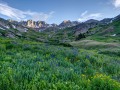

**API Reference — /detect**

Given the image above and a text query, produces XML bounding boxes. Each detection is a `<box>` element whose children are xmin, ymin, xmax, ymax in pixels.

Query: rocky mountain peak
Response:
<box><xmin>59</xmin><ymin>20</ymin><xmax>79</xmax><ymax>29</ymax></box>
<box><xmin>63</xmin><ymin>20</ymin><xmax>71</xmax><ymax>23</ymax></box>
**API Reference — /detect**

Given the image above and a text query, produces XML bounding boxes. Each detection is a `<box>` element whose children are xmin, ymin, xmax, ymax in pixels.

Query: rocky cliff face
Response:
<box><xmin>59</xmin><ymin>20</ymin><xmax>79</xmax><ymax>29</ymax></box>
<box><xmin>0</xmin><ymin>18</ymin><xmax>28</xmax><ymax>32</ymax></box>
<box><xmin>27</xmin><ymin>20</ymin><xmax>35</xmax><ymax>28</ymax></box>
<box><xmin>26</xmin><ymin>20</ymin><xmax>49</xmax><ymax>28</ymax></box>
<box><xmin>8</xmin><ymin>20</ymin><xmax>80</xmax><ymax>31</ymax></box>
<box><xmin>23</xmin><ymin>20</ymin><xmax>79</xmax><ymax>29</ymax></box>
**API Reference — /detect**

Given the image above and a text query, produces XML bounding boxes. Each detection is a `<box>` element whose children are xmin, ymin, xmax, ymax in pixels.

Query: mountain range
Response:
<box><xmin>0</xmin><ymin>14</ymin><xmax>120</xmax><ymax>42</ymax></box>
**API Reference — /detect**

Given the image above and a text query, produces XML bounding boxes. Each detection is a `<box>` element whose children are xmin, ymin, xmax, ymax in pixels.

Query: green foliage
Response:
<box><xmin>76</xmin><ymin>33</ymin><xmax>86</xmax><ymax>41</ymax></box>
<box><xmin>90</xmin><ymin>74</ymin><xmax>120</xmax><ymax>90</ymax></box>
<box><xmin>0</xmin><ymin>37</ymin><xmax>120</xmax><ymax>90</ymax></box>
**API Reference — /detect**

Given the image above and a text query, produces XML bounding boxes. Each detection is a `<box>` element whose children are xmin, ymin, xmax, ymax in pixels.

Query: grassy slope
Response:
<box><xmin>70</xmin><ymin>40</ymin><xmax>120</xmax><ymax>49</ymax></box>
<box><xmin>0</xmin><ymin>37</ymin><xmax>120</xmax><ymax>90</ymax></box>
<box><xmin>70</xmin><ymin>20</ymin><xmax>120</xmax><ymax>57</ymax></box>
<box><xmin>0</xmin><ymin>20</ymin><xmax>120</xmax><ymax>89</ymax></box>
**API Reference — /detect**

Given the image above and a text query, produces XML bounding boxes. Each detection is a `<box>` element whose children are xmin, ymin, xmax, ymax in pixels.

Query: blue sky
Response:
<box><xmin>0</xmin><ymin>0</ymin><xmax>120</xmax><ymax>24</ymax></box>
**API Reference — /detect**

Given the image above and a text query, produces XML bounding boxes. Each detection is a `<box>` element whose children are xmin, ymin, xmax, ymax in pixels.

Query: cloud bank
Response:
<box><xmin>112</xmin><ymin>0</ymin><xmax>120</xmax><ymax>8</ymax></box>
<box><xmin>78</xmin><ymin>11</ymin><xmax>102</xmax><ymax>22</ymax></box>
<box><xmin>0</xmin><ymin>3</ymin><xmax>54</xmax><ymax>21</ymax></box>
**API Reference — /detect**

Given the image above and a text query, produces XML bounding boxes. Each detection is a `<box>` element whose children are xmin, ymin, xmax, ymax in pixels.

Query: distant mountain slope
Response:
<box><xmin>0</xmin><ymin>14</ymin><xmax>120</xmax><ymax>44</ymax></box>
<box><xmin>87</xmin><ymin>19</ymin><xmax>120</xmax><ymax>37</ymax></box>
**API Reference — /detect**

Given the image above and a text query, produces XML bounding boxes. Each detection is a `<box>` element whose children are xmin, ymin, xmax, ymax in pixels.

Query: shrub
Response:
<box><xmin>90</xmin><ymin>74</ymin><xmax>120</xmax><ymax>90</ymax></box>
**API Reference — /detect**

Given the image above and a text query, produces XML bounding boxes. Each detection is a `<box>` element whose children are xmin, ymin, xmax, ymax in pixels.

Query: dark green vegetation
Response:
<box><xmin>0</xmin><ymin>16</ymin><xmax>120</xmax><ymax>90</ymax></box>
<box><xmin>0</xmin><ymin>37</ymin><xmax>120</xmax><ymax>90</ymax></box>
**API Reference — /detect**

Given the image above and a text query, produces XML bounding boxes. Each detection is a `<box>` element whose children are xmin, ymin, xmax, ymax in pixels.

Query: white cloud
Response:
<box><xmin>112</xmin><ymin>0</ymin><xmax>120</xmax><ymax>8</ymax></box>
<box><xmin>0</xmin><ymin>3</ymin><xmax>54</xmax><ymax>21</ymax></box>
<box><xmin>78</xmin><ymin>11</ymin><xmax>102</xmax><ymax>22</ymax></box>
<box><xmin>81</xmin><ymin>11</ymin><xmax>88</xmax><ymax>17</ymax></box>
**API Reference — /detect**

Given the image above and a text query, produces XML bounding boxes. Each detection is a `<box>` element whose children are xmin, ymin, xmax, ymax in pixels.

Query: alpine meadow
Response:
<box><xmin>0</xmin><ymin>0</ymin><xmax>120</xmax><ymax>90</ymax></box>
